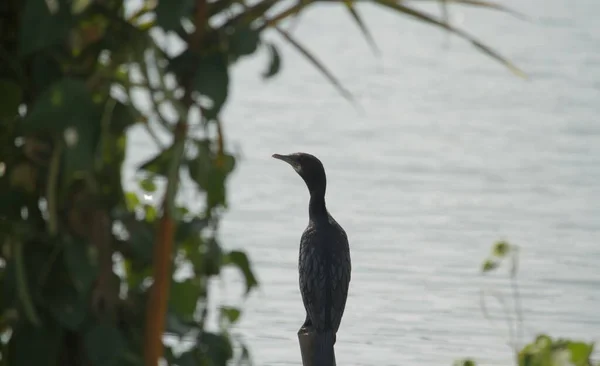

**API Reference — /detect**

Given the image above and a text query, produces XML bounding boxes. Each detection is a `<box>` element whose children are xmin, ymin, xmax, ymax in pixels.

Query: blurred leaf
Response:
<box><xmin>176</xmin><ymin>217</ymin><xmax>209</xmax><ymax>243</ymax></box>
<box><xmin>262</xmin><ymin>42</ymin><xmax>281</xmax><ymax>79</ymax></box>
<box><xmin>84</xmin><ymin>323</ymin><xmax>126</xmax><ymax>366</ymax></box>
<box><xmin>492</xmin><ymin>241</ymin><xmax>510</xmax><ymax>257</ymax></box>
<box><xmin>169</xmin><ymin>278</ymin><xmax>201</xmax><ymax>318</ymax></box>
<box><xmin>23</xmin><ymin>78</ymin><xmax>100</xmax><ymax>178</ymax></box>
<box><xmin>186</xmin><ymin>144</ymin><xmax>236</xmax><ymax>210</ymax></box>
<box><xmin>23</xmin><ymin>78</ymin><xmax>96</xmax><ymax>133</ymax></box>
<box><xmin>143</xmin><ymin>204</ymin><xmax>157</xmax><ymax>222</ymax></box>
<box><xmin>181</xmin><ymin>236</ymin><xmax>205</xmax><ymax>273</ymax></box>
<box><xmin>567</xmin><ymin>341</ymin><xmax>594</xmax><ymax>366</ymax></box>
<box><xmin>344</xmin><ymin>1</ymin><xmax>380</xmax><ymax>55</ymax></box>
<box><xmin>229</xmin><ymin>25</ymin><xmax>261</xmax><ymax>58</ymax></box>
<box><xmin>453</xmin><ymin>360</ymin><xmax>477</xmax><ymax>366</ymax></box>
<box><xmin>176</xmin><ymin>350</ymin><xmax>197</xmax><ymax>366</ymax></box>
<box><xmin>373</xmin><ymin>0</ymin><xmax>526</xmax><ymax>78</ymax></box>
<box><xmin>198</xmin><ymin>332</ymin><xmax>234</xmax><ymax>366</ymax></box>
<box><xmin>273</xmin><ymin>26</ymin><xmax>354</xmax><ymax>102</ymax></box>
<box><xmin>481</xmin><ymin>259</ymin><xmax>498</xmax><ymax>273</ymax></box>
<box><xmin>0</xmin><ymin>80</ymin><xmax>23</xmax><ymax>119</ymax></box>
<box><xmin>124</xmin><ymin>192</ymin><xmax>140</xmax><ymax>211</ymax></box>
<box><xmin>31</xmin><ymin>53</ymin><xmax>63</xmax><ymax>94</ymax></box>
<box><xmin>139</xmin><ymin>145</ymin><xmax>175</xmax><ymax>177</ymax></box>
<box><xmin>109</xmin><ymin>101</ymin><xmax>143</xmax><ymax>135</ymax></box>
<box><xmin>64</xmin><ymin>237</ymin><xmax>98</xmax><ymax>293</ymax></box>
<box><xmin>204</xmin><ymin>238</ymin><xmax>223</xmax><ymax>276</ymax></box>
<box><xmin>224</xmin><ymin>250</ymin><xmax>257</xmax><ymax>295</ymax></box>
<box><xmin>139</xmin><ymin>177</ymin><xmax>157</xmax><ymax>193</ymax></box>
<box><xmin>9</xmin><ymin>318</ymin><xmax>63</xmax><ymax>366</ymax></box>
<box><xmin>126</xmin><ymin>219</ymin><xmax>155</xmax><ymax>265</ymax></box>
<box><xmin>47</xmin><ymin>283</ymin><xmax>88</xmax><ymax>331</ymax></box>
<box><xmin>220</xmin><ymin>306</ymin><xmax>241</xmax><ymax>324</ymax></box>
<box><xmin>156</xmin><ymin>0</ymin><xmax>194</xmax><ymax>31</ymax></box>
<box><xmin>19</xmin><ymin>0</ymin><xmax>72</xmax><ymax>56</ymax></box>
<box><xmin>194</xmin><ymin>54</ymin><xmax>230</xmax><ymax>121</ymax></box>
<box><xmin>165</xmin><ymin>312</ymin><xmax>196</xmax><ymax>338</ymax></box>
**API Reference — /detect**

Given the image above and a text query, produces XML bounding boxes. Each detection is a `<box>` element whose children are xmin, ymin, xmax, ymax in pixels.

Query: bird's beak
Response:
<box><xmin>272</xmin><ymin>153</ymin><xmax>298</xmax><ymax>168</ymax></box>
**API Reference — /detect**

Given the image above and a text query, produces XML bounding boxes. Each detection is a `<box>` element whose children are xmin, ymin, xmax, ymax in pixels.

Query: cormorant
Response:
<box><xmin>272</xmin><ymin>152</ymin><xmax>351</xmax><ymax>366</ymax></box>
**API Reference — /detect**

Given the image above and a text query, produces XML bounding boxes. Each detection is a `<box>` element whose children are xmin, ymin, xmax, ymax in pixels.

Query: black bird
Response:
<box><xmin>272</xmin><ymin>152</ymin><xmax>351</xmax><ymax>366</ymax></box>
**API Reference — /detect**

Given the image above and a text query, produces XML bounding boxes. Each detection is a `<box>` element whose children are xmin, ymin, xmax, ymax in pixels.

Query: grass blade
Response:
<box><xmin>374</xmin><ymin>0</ymin><xmax>526</xmax><ymax>78</ymax></box>
<box><xmin>344</xmin><ymin>1</ymin><xmax>380</xmax><ymax>55</ymax></box>
<box><xmin>274</xmin><ymin>25</ymin><xmax>355</xmax><ymax>103</ymax></box>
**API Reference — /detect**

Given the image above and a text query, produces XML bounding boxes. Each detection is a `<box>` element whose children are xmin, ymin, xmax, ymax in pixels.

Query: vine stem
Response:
<box><xmin>143</xmin><ymin>1</ymin><xmax>207</xmax><ymax>365</ymax></box>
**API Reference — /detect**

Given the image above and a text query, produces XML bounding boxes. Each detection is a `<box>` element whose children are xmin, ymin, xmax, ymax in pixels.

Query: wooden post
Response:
<box><xmin>297</xmin><ymin>326</ymin><xmax>336</xmax><ymax>366</ymax></box>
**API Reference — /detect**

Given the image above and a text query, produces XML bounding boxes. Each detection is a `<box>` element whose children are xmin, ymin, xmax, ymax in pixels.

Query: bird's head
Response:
<box><xmin>272</xmin><ymin>152</ymin><xmax>327</xmax><ymax>195</ymax></box>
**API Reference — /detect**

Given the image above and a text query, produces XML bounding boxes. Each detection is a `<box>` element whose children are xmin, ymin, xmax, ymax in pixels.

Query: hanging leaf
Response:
<box><xmin>224</xmin><ymin>250</ymin><xmax>258</xmax><ymax>295</ymax></box>
<box><xmin>262</xmin><ymin>42</ymin><xmax>281</xmax><ymax>79</ymax></box>
<box><xmin>169</xmin><ymin>278</ymin><xmax>202</xmax><ymax>318</ymax></box>
<box><xmin>193</xmin><ymin>53</ymin><xmax>230</xmax><ymax>120</ymax></box>
<box><xmin>228</xmin><ymin>25</ymin><xmax>261</xmax><ymax>59</ymax></box>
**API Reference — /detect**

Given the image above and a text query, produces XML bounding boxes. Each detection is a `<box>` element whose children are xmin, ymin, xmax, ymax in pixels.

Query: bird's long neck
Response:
<box><xmin>308</xmin><ymin>188</ymin><xmax>327</xmax><ymax>220</ymax></box>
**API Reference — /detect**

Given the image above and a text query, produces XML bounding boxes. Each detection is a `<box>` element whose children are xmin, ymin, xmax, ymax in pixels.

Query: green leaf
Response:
<box><xmin>262</xmin><ymin>42</ymin><xmax>281</xmax><ymax>79</ymax></box>
<box><xmin>64</xmin><ymin>238</ymin><xmax>98</xmax><ymax>293</ymax></box>
<box><xmin>19</xmin><ymin>0</ymin><xmax>72</xmax><ymax>56</ymax></box>
<box><xmin>176</xmin><ymin>350</ymin><xmax>196</xmax><ymax>366</ymax></box>
<box><xmin>143</xmin><ymin>204</ymin><xmax>157</xmax><ymax>222</ymax></box>
<box><xmin>193</xmin><ymin>53</ymin><xmax>229</xmax><ymax>120</ymax></box>
<box><xmin>139</xmin><ymin>145</ymin><xmax>175</xmax><ymax>177</ymax></box>
<box><xmin>453</xmin><ymin>360</ymin><xmax>477</xmax><ymax>366</ymax></box>
<box><xmin>176</xmin><ymin>217</ymin><xmax>209</xmax><ymax>243</ymax></box>
<box><xmin>204</xmin><ymin>238</ymin><xmax>223</xmax><ymax>276</ymax></box>
<box><xmin>567</xmin><ymin>341</ymin><xmax>594</xmax><ymax>365</ymax></box>
<box><xmin>180</xmin><ymin>236</ymin><xmax>205</xmax><ymax>272</ymax></box>
<box><xmin>47</xmin><ymin>283</ymin><xmax>88</xmax><ymax>331</ymax></box>
<box><xmin>228</xmin><ymin>25</ymin><xmax>261</xmax><ymax>58</ymax></box>
<box><xmin>169</xmin><ymin>278</ymin><xmax>202</xmax><ymax>318</ymax></box>
<box><xmin>224</xmin><ymin>250</ymin><xmax>258</xmax><ymax>295</ymax></box>
<box><xmin>0</xmin><ymin>80</ymin><xmax>23</xmax><ymax>119</ymax></box>
<box><xmin>124</xmin><ymin>191</ymin><xmax>140</xmax><ymax>211</ymax></box>
<box><xmin>198</xmin><ymin>332</ymin><xmax>233</xmax><ymax>366</ymax></box>
<box><xmin>23</xmin><ymin>78</ymin><xmax>96</xmax><ymax>133</ymax></box>
<box><xmin>109</xmin><ymin>101</ymin><xmax>143</xmax><ymax>135</ymax></box>
<box><xmin>139</xmin><ymin>177</ymin><xmax>157</xmax><ymax>193</ymax></box>
<box><xmin>84</xmin><ymin>323</ymin><xmax>126</xmax><ymax>366</ymax></box>
<box><xmin>481</xmin><ymin>259</ymin><xmax>499</xmax><ymax>273</ymax></box>
<box><xmin>220</xmin><ymin>306</ymin><xmax>241</xmax><ymax>324</ymax></box>
<box><xmin>186</xmin><ymin>142</ymin><xmax>236</xmax><ymax>210</ymax></box>
<box><xmin>126</xmin><ymin>219</ymin><xmax>155</xmax><ymax>265</ymax></box>
<box><xmin>9</xmin><ymin>318</ymin><xmax>63</xmax><ymax>366</ymax></box>
<box><xmin>156</xmin><ymin>0</ymin><xmax>194</xmax><ymax>31</ymax></box>
<box><xmin>492</xmin><ymin>241</ymin><xmax>510</xmax><ymax>257</ymax></box>
<box><xmin>165</xmin><ymin>312</ymin><xmax>196</xmax><ymax>338</ymax></box>
<box><xmin>23</xmin><ymin>78</ymin><xmax>100</xmax><ymax>178</ymax></box>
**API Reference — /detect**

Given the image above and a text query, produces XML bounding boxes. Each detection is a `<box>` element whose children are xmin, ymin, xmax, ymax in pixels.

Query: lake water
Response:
<box><xmin>126</xmin><ymin>0</ymin><xmax>600</xmax><ymax>365</ymax></box>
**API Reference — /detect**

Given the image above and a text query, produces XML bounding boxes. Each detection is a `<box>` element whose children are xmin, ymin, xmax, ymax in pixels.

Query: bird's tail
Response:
<box><xmin>313</xmin><ymin>330</ymin><xmax>335</xmax><ymax>366</ymax></box>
